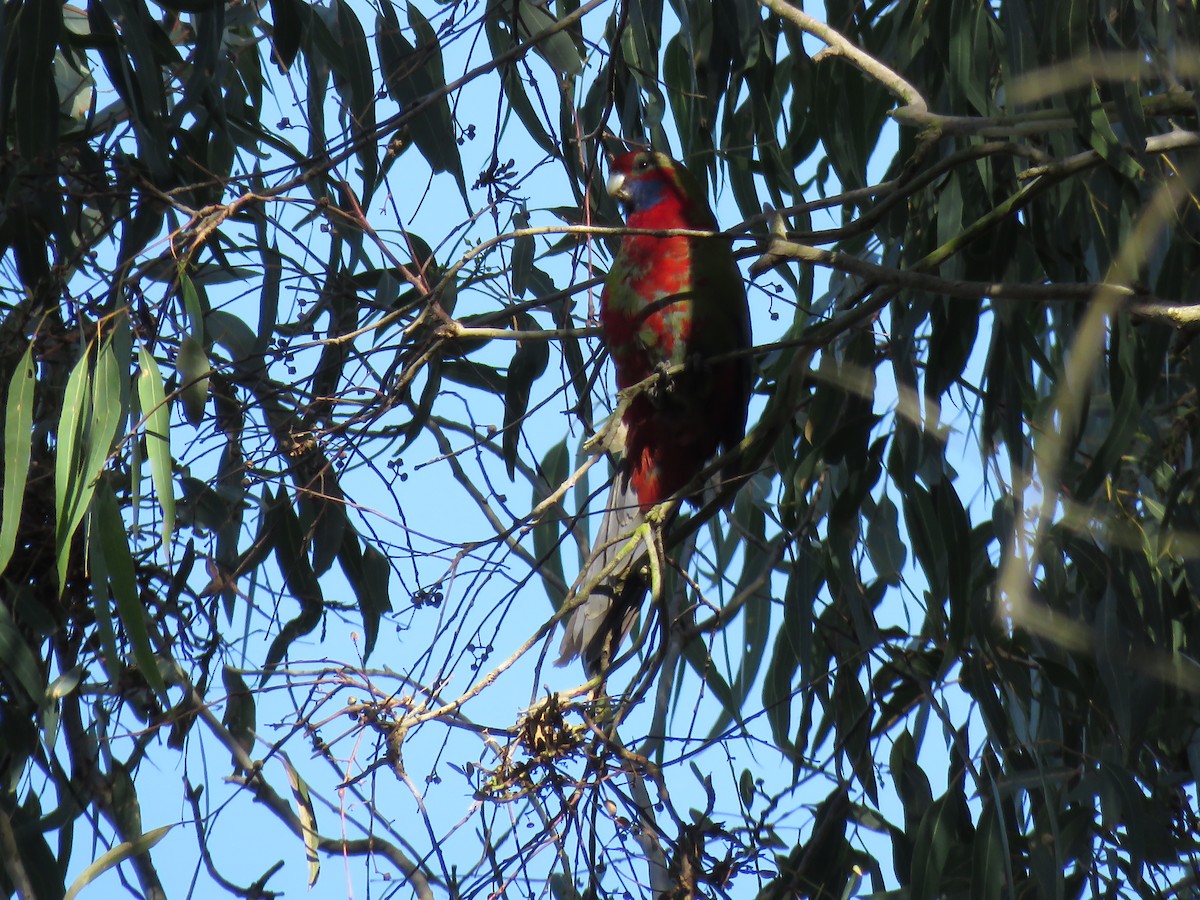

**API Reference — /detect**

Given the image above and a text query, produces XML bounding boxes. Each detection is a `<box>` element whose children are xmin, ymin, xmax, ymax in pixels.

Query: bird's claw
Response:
<box><xmin>650</xmin><ymin>360</ymin><xmax>675</xmax><ymax>406</ymax></box>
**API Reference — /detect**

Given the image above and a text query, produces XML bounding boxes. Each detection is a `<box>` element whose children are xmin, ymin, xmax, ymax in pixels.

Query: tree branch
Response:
<box><xmin>751</xmin><ymin>236</ymin><xmax>1200</xmax><ymax>324</ymax></box>
<box><xmin>759</xmin><ymin>0</ymin><xmax>928</xmax><ymax>113</ymax></box>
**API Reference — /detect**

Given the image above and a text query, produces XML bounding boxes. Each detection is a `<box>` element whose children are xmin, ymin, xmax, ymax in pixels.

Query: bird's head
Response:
<box><xmin>607</xmin><ymin>150</ymin><xmax>695</xmax><ymax>215</ymax></box>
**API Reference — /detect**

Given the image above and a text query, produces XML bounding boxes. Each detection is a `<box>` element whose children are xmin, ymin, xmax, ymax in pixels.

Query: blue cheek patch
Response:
<box><xmin>627</xmin><ymin>177</ymin><xmax>666</xmax><ymax>212</ymax></box>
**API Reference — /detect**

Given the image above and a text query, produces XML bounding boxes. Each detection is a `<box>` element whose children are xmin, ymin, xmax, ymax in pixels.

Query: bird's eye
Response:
<box><xmin>636</xmin><ymin>157</ymin><xmax>652</xmax><ymax>171</ymax></box>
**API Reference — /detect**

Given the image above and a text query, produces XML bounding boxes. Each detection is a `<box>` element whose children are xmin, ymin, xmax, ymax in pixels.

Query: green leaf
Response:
<box><xmin>483</xmin><ymin>14</ymin><xmax>559</xmax><ymax>157</ymax></box>
<box><xmin>0</xmin><ymin>602</ymin><xmax>44</xmax><ymax>708</ymax></box>
<box><xmin>91</xmin><ymin>480</ymin><xmax>167</xmax><ymax>698</ymax></box>
<box><xmin>400</xmin><ymin>356</ymin><xmax>442</xmax><ymax>451</ymax></box>
<box><xmin>548</xmin><ymin>290</ymin><xmax>590</xmax><ymax>429</ymax></box>
<box><xmin>255</xmin><ymin>242</ymin><xmax>282</xmax><ymax>358</ymax></box>
<box><xmin>221</xmin><ymin>665</ymin><xmax>257</xmax><ymax>770</ymax></box>
<box><xmin>298</xmin><ymin>449</ymin><xmax>347</xmax><ymax>578</ymax></box>
<box><xmin>281</xmin><ymin>753</ymin><xmax>321</xmax><ymax>887</ymax></box>
<box><xmin>376</xmin><ymin>1</ymin><xmax>469</xmax><ymax>206</ymax></box>
<box><xmin>902</xmin><ymin>482</ymin><xmax>946</xmax><ymax>610</ymax></box>
<box><xmin>622</xmin><ymin>0</ymin><xmax>665</xmax><ymax>143</ymax></box>
<box><xmin>85</xmin><ymin>339</ymin><xmax>123</xmax><ymax>487</ymax></box>
<box><xmin>909</xmin><ymin>795</ymin><xmax>957</xmax><ymax>900</ymax></box>
<box><xmin>176</xmin><ymin>334</ymin><xmax>211</xmax><ymax>426</ymax></box>
<box><xmin>1082</xmin><ymin>82</ymin><xmax>1143</xmax><ymax>180</ymax></box>
<box><xmin>87</xmin><ymin>0</ymin><xmax>172</xmax><ymax>185</ymax></box>
<box><xmin>0</xmin><ymin>341</ymin><xmax>35</xmax><ymax>576</ymax></box>
<box><xmin>137</xmin><ymin>347</ymin><xmax>175</xmax><ymax>550</ymax></box>
<box><xmin>763</xmin><ymin>541</ymin><xmax>820</xmax><ymax>751</ymax></box>
<box><xmin>54</xmin><ymin>336</ymin><xmax>123</xmax><ymax>591</ymax></box>
<box><xmin>108</xmin><ymin>756</ymin><xmax>142</xmax><ymax>834</ymax></box>
<box><xmin>331</xmin><ymin>529</ymin><xmax>392</xmax><ymax>660</ymax></box>
<box><xmin>812</xmin><ymin>55</ymin><xmax>886</xmax><ymax>192</ymax></box>
<box><xmin>866</xmin><ymin>494</ymin><xmax>905</xmax><ymax>584</ymax></box>
<box><xmin>213</xmin><ymin>442</ymin><xmax>246</xmax><ymax>623</ymax></box>
<box><xmin>532</xmin><ymin>439</ymin><xmax>569</xmax><ymax>609</ymax></box>
<box><xmin>549</xmin><ymin>872</ymin><xmax>583</xmax><ymax>900</ymax></box>
<box><xmin>731</xmin><ymin>512</ymin><xmax>775</xmax><ymax>684</ymax></box>
<box><xmin>138</xmin><ymin>260</ymin><xmax>258</xmax><ymax>286</ymax></box>
<box><xmin>46</xmin><ymin>666</ymin><xmax>83</xmax><ymax>702</ymax></box>
<box><xmin>739</xmin><ymin>768</ymin><xmax>755</xmax><ymax>810</ymax></box>
<box><xmin>178</xmin><ymin>476</ymin><xmax>232</xmax><ymax>533</ymax></box>
<box><xmin>949</xmin><ymin>0</ymin><xmax>994</xmax><ymax>115</ymax></box>
<box><xmin>14</xmin><ymin>0</ymin><xmax>61</xmax><ymax>159</ymax></box>
<box><xmin>709</xmin><ymin>500</ymin><xmax>777</xmax><ymax>740</ymax></box>
<box><xmin>932</xmin><ymin>479</ymin><xmax>972</xmax><ymax>660</ymax></box>
<box><xmin>502</xmin><ymin>315</ymin><xmax>550</xmax><ymax>478</ymax></box>
<box><xmin>179</xmin><ymin>270</ymin><xmax>206</xmax><ymax>344</ymax></box>
<box><xmin>832</xmin><ymin>663</ymin><xmax>876</xmax><ymax>804</ymax></box>
<box><xmin>88</xmin><ymin>514</ymin><xmax>122</xmax><ymax>685</ymax></box>
<box><xmin>261</xmin><ymin>493</ymin><xmax>324</xmax><ymax>683</ymax></box>
<box><xmin>267</xmin><ymin>0</ymin><xmax>303</xmax><ymax>70</ymax></box>
<box><xmin>333</xmin><ymin>0</ymin><xmax>378</xmax><ymax>196</ymax></box>
<box><xmin>63</xmin><ymin>825</ymin><xmax>173</xmax><ymax>900</ymax></box>
<box><xmin>55</xmin><ymin>342</ymin><xmax>93</xmax><ymax>588</ymax></box>
<box><xmin>109</xmin><ymin>313</ymin><xmax>134</xmax><ymax>440</ymax></box>
<box><xmin>206</xmin><ymin>310</ymin><xmax>257</xmax><ymax>362</ymax></box>
<box><xmin>682</xmin><ymin>639</ymin><xmax>740</xmax><ymax>736</ymax></box>
<box><xmin>511</xmin><ymin>206</ymin><xmax>533</xmax><ymax>297</ymax></box>
<box><xmin>1095</xmin><ymin>585</ymin><xmax>1131</xmax><ymax>742</ymax></box>
<box><xmin>970</xmin><ymin>803</ymin><xmax>1005</xmax><ymax>900</ymax></box>
<box><xmin>499</xmin><ymin>0</ymin><xmax>583</xmax><ymax>77</ymax></box>
<box><xmin>892</xmin><ymin>730</ymin><xmax>933</xmax><ymax>823</ymax></box>
<box><xmin>441</xmin><ymin>359</ymin><xmax>505</xmax><ymax>391</ymax></box>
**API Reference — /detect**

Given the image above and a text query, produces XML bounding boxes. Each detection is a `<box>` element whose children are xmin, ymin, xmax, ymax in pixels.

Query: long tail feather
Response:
<box><xmin>556</xmin><ymin>468</ymin><xmax>648</xmax><ymax>675</ymax></box>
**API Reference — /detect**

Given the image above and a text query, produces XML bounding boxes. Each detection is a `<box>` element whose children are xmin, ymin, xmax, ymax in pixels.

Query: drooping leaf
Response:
<box><xmin>54</xmin><ymin>342</ymin><xmax>93</xmax><ymax>589</ymax></box>
<box><xmin>14</xmin><ymin>0</ymin><xmax>60</xmax><ymax>159</ymax></box>
<box><xmin>176</xmin><ymin>334</ymin><xmax>211</xmax><ymax>426</ymax></box>
<box><xmin>136</xmin><ymin>346</ymin><xmax>175</xmax><ymax>551</ymax></box>
<box><xmin>261</xmin><ymin>491</ymin><xmax>324</xmax><ymax>684</ymax></box>
<box><xmin>332</xmin><ymin>0</ymin><xmax>378</xmax><ymax>196</ymax></box>
<box><xmin>532</xmin><ymin>439</ymin><xmax>569</xmax><ymax>609</ymax></box>
<box><xmin>0</xmin><ymin>341</ymin><xmax>35</xmax><ymax>576</ymax></box>
<box><xmin>54</xmin><ymin>337</ymin><xmax>125</xmax><ymax>592</ymax></box>
<box><xmin>866</xmin><ymin>494</ymin><xmax>905</xmax><ymax>584</ymax></box>
<box><xmin>969</xmin><ymin>802</ymin><xmax>1006</xmax><ymax>900</ymax></box>
<box><xmin>206</xmin><ymin>310</ymin><xmax>257</xmax><ymax>363</ymax></box>
<box><xmin>494</xmin><ymin>0</ymin><xmax>583</xmax><ymax>78</ymax></box>
<box><xmin>909</xmin><ymin>794</ymin><xmax>959</xmax><ymax>900</ymax></box>
<box><xmin>502</xmin><ymin>313</ymin><xmax>549</xmax><ymax>479</ymax></box>
<box><xmin>63</xmin><ymin>825</ymin><xmax>173</xmax><ymax>900</ymax></box>
<box><xmin>0</xmin><ymin>602</ymin><xmax>44</xmax><ymax>709</ymax></box>
<box><xmin>511</xmin><ymin>206</ymin><xmax>533</xmax><ymax>297</ymax></box>
<box><xmin>221</xmin><ymin>665</ymin><xmax>257</xmax><ymax>771</ymax></box>
<box><xmin>763</xmin><ymin>540</ymin><xmax>821</xmax><ymax>752</ymax></box>
<box><xmin>267</xmin><ymin>0</ymin><xmax>303</xmax><ymax>70</ymax></box>
<box><xmin>483</xmin><ymin>12</ymin><xmax>560</xmax><ymax>157</ymax></box>
<box><xmin>337</xmin><ymin>537</ymin><xmax>392</xmax><ymax>659</ymax></box>
<box><xmin>91</xmin><ymin>479</ymin><xmax>167</xmax><ymax>698</ymax></box>
<box><xmin>281</xmin><ymin>753</ymin><xmax>321</xmax><ymax>887</ymax></box>
<box><xmin>255</xmin><ymin>241</ymin><xmax>282</xmax><ymax>358</ymax></box>
<box><xmin>376</xmin><ymin>1</ymin><xmax>469</xmax><ymax>206</ymax></box>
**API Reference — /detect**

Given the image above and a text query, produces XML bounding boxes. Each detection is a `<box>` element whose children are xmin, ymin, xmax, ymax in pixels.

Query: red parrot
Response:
<box><xmin>557</xmin><ymin>150</ymin><xmax>752</xmax><ymax>674</ymax></box>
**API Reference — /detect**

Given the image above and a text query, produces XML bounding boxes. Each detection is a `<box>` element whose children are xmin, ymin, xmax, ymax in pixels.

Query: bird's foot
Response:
<box><xmin>643</xmin><ymin>502</ymin><xmax>674</xmax><ymax>528</ymax></box>
<box><xmin>658</xmin><ymin>353</ymin><xmax>711</xmax><ymax>401</ymax></box>
<box><xmin>649</xmin><ymin>360</ymin><xmax>676</xmax><ymax>406</ymax></box>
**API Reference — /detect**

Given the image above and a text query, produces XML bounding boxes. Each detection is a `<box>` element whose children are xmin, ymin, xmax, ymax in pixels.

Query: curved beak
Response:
<box><xmin>607</xmin><ymin>171</ymin><xmax>628</xmax><ymax>203</ymax></box>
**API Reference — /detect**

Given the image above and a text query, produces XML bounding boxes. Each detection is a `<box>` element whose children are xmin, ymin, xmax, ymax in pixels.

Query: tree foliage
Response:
<box><xmin>3</xmin><ymin>0</ymin><xmax>1200</xmax><ymax>897</ymax></box>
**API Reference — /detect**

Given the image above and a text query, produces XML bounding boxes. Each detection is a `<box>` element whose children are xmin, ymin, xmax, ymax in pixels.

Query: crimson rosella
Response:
<box><xmin>557</xmin><ymin>150</ymin><xmax>753</xmax><ymax>675</ymax></box>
